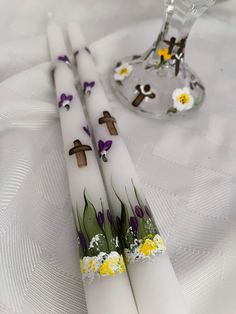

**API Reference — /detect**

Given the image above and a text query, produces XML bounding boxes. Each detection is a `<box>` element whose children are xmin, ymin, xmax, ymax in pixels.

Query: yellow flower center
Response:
<box><xmin>99</xmin><ymin>257</ymin><xmax>123</xmax><ymax>276</ymax></box>
<box><xmin>119</xmin><ymin>67</ymin><xmax>129</xmax><ymax>76</ymax></box>
<box><xmin>177</xmin><ymin>93</ymin><xmax>190</xmax><ymax>105</ymax></box>
<box><xmin>139</xmin><ymin>239</ymin><xmax>158</xmax><ymax>256</ymax></box>
<box><xmin>157</xmin><ymin>48</ymin><xmax>172</xmax><ymax>61</ymax></box>
<box><xmin>88</xmin><ymin>257</ymin><xmax>96</xmax><ymax>271</ymax></box>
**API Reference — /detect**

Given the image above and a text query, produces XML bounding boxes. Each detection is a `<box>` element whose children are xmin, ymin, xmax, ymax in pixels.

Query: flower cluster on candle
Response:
<box><xmin>80</xmin><ymin>252</ymin><xmax>125</xmax><ymax>281</ymax></box>
<box><xmin>113</xmin><ymin>180</ymin><xmax>166</xmax><ymax>263</ymax></box>
<box><xmin>73</xmin><ymin>191</ymin><xmax>125</xmax><ymax>281</ymax></box>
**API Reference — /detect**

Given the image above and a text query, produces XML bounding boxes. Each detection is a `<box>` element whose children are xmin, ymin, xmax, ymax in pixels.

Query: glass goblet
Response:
<box><xmin>111</xmin><ymin>0</ymin><xmax>216</xmax><ymax>119</ymax></box>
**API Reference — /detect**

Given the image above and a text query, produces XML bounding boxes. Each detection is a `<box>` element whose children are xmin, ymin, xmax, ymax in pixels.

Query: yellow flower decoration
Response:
<box><xmin>139</xmin><ymin>239</ymin><xmax>158</xmax><ymax>256</ymax></box>
<box><xmin>157</xmin><ymin>48</ymin><xmax>172</xmax><ymax>61</ymax></box>
<box><xmin>99</xmin><ymin>255</ymin><xmax>126</xmax><ymax>276</ymax></box>
<box><xmin>114</xmin><ymin>63</ymin><xmax>133</xmax><ymax>81</ymax></box>
<box><xmin>99</xmin><ymin>258</ymin><xmax>116</xmax><ymax>276</ymax></box>
<box><xmin>88</xmin><ymin>257</ymin><xmax>96</xmax><ymax>271</ymax></box>
<box><xmin>172</xmin><ymin>87</ymin><xmax>194</xmax><ymax>111</ymax></box>
<box><xmin>117</xmin><ymin>256</ymin><xmax>126</xmax><ymax>274</ymax></box>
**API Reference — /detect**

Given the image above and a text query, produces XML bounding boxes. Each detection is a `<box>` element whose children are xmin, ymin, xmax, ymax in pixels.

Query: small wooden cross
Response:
<box><xmin>170</xmin><ymin>37</ymin><xmax>187</xmax><ymax>76</ymax></box>
<box><xmin>163</xmin><ymin>37</ymin><xmax>177</xmax><ymax>54</ymax></box>
<box><xmin>69</xmin><ymin>140</ymin><xmax>92</xmax><ymax>168</ymax></box>
<box><xmin>98</xmin><ymin>111</ymin><xmax>118</xmax><ymax>136</ymax></box>
<box><xmin>132</xmin><ymin>84</ymin><xmax>156</xmax><ymax>107</ymax></box>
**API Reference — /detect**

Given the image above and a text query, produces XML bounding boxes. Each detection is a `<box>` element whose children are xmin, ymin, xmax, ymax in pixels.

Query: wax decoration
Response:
<box><xmin>48</xmin><ymin>20</ymin><xmax>138</xmax><ymax>314</ymax></box>
<box><xmin>68</xmin><ymin>22</ymin><xmax>188</xmax><ymax>314</ymax></box>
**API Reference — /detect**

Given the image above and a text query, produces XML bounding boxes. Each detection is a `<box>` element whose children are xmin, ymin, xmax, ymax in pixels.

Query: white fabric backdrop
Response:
<box><xmin>0</xmin><ymin>0</ymin><xmax>236</xmax><ymax>313</ymax></box>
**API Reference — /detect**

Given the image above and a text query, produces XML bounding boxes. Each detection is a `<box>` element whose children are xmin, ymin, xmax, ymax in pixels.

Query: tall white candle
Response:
<box><xmin>68</xmin><ymin>22</ymin><xmax>188</xmax><ymax>314</ymax></box>
<box><xmin>47</xmin><ymin>22</ymin><xmax>138</xmax><ymax>314</ymax></box>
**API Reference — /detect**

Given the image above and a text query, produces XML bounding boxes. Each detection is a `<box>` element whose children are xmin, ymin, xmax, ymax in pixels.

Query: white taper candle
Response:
<box><xmin>68</xmin><ymin>22</ymin><xmax>188</xmax><ymax>314</ymax></box>
<box><xmin>47</xmin><ymin>21</ymin><xmax>138</xmax><ymax>314</ymax></box>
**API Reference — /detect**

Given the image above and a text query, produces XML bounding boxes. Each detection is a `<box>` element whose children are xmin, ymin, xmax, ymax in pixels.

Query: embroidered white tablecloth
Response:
<box><xmin>0</xmin><ymin>0</ymin><xmax>235</xmax><ymax>313</ymax></box>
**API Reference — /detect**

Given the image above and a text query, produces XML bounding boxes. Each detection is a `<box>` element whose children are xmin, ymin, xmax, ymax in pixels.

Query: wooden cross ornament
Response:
<box><xmin>98</xmin><ymin>111</ymin><xmax>118</xmax><ymax>136</ymax></box>
<box><xmin>132</xmin><ymin>84</ymin><xmax>156</xmax><ymax>107</ymax></box>
<box><xmin>69</xmin><ymin>140</ymin><xmax>92</xmax><ymax>168</ymax></box>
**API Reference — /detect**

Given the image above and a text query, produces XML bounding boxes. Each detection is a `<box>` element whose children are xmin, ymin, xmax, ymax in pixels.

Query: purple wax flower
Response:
<box><xmin>58</xmin><ymin>55</ymin><xmax>70</xmax><ymax>64</ymax></box>
<box><xmin>107</xmin><ymin>209</ymin><xmax>113</xmax><ymax>224</ymax></box>
<box><xmin>83</xmin><ymin>125</ymin><xmax>91</xmax><ymax>136</ymax></box>
<box><xmin>116</xmin><ymin>216</ymin><xmax>122</xmax><ymax>233</ymax></box>
<box><xmin>145</xmin><ymin>206</ymin><xmax>152</xmax><ymax>218</ymax></box>
<box><xmin>98</xmin><ymin>140</ymin><xmax>112</xmax><ymax>162</ymax></box>
<box><xmin>83</xmin><ymin>81</ymin><xmax>95</xmax><ymax>95</ymax></box>
<box><xmin>97</xmin><ymin>211</ymin><xmax>104</xmax><ymax>226</ymax></box>
<box><xmin>135</xmin><ymin>206</ymin><xmax>144</xmax><ymax>218</ymax></box>
<box><xmin>98</xmin><ymin>140</ymin><xmax>112</xmax><ymax>153</ymax></box>
<box><xmin>130</xmin><ymin>216</ymin><xmax>138</xmax><ymax>234</ymax></box>
<box><xmin>78</xmin><ymin>232</ymin><xmax>87</xmax><ymax>253</ymax></box>
<box><xmin>58</xmin><ymin>93</ymin><xmax>73</xmax><ymax>110</ymax></box>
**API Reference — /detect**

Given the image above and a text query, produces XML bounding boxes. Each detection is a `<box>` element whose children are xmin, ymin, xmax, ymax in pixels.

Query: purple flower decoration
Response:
<box><xmin>98</xmin><ymin>140</ymin><xmax>112</xmax><ymax>162</ymax></box>
<box><xmin>116</xmin><ymin>216</ymin><xmax>122</xmax><ymax>233</ymax></box>
<box><xmin>135</xmin><ymin>206</ymin><xmax>144</xmax><ymax>218</ymax></box>
<box><xmin>58</xmin><ymin>93</ymin><xmax>73</xmax><ymax>111</ymax></box>
<box><xmin>83</xmin><ymin>125</ymin><xmax>91</xmax><ymax>136</ymax></box>
<box><xmin>83</xmin><ymin>81</ymin><xmax>95</xmax><ymax>95</ymax></box>
<box><xmin>78</xmin><ymin>232</ymin><xmax>87</xmax><ymax>254</ymax></box>
<box><xmin>107</xmin><ymin>209</ymin><xmax>113</xmax><ymax>224</ymax></box>
<box><xmin>97</xmin><ymin>211</ymin><xmax>104</xmax><ymax>226</ymax></box>
<box><xmin>58</xmin><ymin>55</ymin><xmax>71</xmax><ymax>65</ymax></box>
<box><xmin>130</xmin><ymin>216</ymin><xmax>138</xmax><ymax>234</ymax></box>
<box><xmin>145</xmin><ymin>206</ymin><xmax>152</xmax><ymax>218</ymax></box>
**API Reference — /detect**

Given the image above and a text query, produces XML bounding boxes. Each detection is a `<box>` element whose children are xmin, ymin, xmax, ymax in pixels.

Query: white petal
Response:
<box><xmin>115</xmin><ymin>62</ymin><xmax>129</xmax><ymax>72</ymax></box>
<box><xmin>182</xmin><ymin>87</ymin><xmax>191</xmax><ymax>94</ymax></box>
<box><xmin>127</xmin><ymin>65</ymin><xmax>133</xmax><ymax>73</ymax></box>
<box><xmin>173</xmin><ymin>102</ymin><xmax>185</xmax><ymax>112</ymax></box>
<box><xmin>114</xmin><ymin>73</ymin><xmax>124</xmax><ymax>81</ymax></box>
<box><xmin>172</xmin><ymin>88</ymin><xmax>183</xmax><ymax>100</ymax></box>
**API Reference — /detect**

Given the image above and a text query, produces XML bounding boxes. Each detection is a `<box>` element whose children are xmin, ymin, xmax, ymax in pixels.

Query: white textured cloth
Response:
<box><xmin>0</xmin><ymin>1</ymin><xmax>236</xmax><ymax>314</ymax></box>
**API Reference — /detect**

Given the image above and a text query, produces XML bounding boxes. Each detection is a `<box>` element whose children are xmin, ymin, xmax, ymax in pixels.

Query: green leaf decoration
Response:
<box><xmin>125</xmin><ymin>187</ymin><xmax>146</xmax><ymax>240</ymax></box>
<box><xmin>125</xmin><ymin>187</ymin><xmax>136</xmax><ymax>217</ymax></box>
<box><xmin>132</xmin><ymin>55</ymin><xmax>141</xmax><ymax>60</ymax></box>
<box><xmin>120</xmin><ymin>200</ymin><xmax>130</xmax><ymax>237</ymax></box>
<box><xmin>72</xmin><ymin>205</ymin><xmax>90</xmax><ymax>257</ymax></box>
<box><xmin>125</xmin><ymin>227</ymin><xmax>136</xmax><ymax>248</ymax></box>
<box><xmin>132</xmin><ymin>180</ymin><xmax>145</xmax><ymax>210</ymax></box>
<box><xmin>167</xmin><ymin>107</ymin><xmax>177</xmax><ymax>114</ymax></box>
<box><xmin>143</xmin><ymin>217</ymin><xmax>159</xmax><ymax>236</ymax></box>
<box><xmin>72</xmin><ymin>207</ymin><xmax>84</xmax><ymax>258</ymax></box>
<box><xmin>77</xmin><ymin>205</ymin><xmax>90</xmax><ymax>243</ymax></box>
<box><xmin>111</xmin><ymin>180</ymin><xmax>134</xmax><ymax>248</ymax></box>
<box><xmin>145</xmin><ymin>64</ymin><xmax>154</xmax><ymax>70</ymax></box>
<box><xmin>83</xmin><ymin>191</ymin><xmax>109</xmax><ymax>256</ymax></box>
<box><xmin>111</xmin><ymin>180</ymin><xmax>130</xmax><ymax>234</ymax></box>
<box><xmin>72</xmin><ymin>205</ymin><xmax>80</xmax><ymax>232</ymax></box>
<box><xmin>101</xmin><ymin>205</ymin><xmax>117</xmax><ymax>252</ymax></box>
<box><xmin>131</xmin><ymin>182</ymin><xmax>161</xmax><ymax>239</ymax></box>
<box><xmin>116</xmin><ymin>61</ymin><xmax>122</xmax><ymax>68</ymax></box>
<box><xmin>116</xmin><ymin>80</ymin><xmax>123</xmax><ymax>86</ymax></box>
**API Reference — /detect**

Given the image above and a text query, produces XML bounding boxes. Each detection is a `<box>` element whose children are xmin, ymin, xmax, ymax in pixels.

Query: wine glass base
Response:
<box><xmin>111</xmin><ymin>55</ymin><xmax>205</xmax><ymax>120</ymax></box>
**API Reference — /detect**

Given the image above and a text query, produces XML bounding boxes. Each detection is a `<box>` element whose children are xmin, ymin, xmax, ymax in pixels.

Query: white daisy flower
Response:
<box><xmin>172</xmin><ymin>87</ymin><xmax>194</xmax><ymax>112</ymax></box>
<box><xmin>114</xmin><ymin>63</ymin><xmax>133</xmax><ymax>81</ymax></box>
